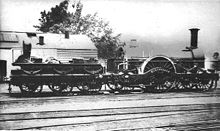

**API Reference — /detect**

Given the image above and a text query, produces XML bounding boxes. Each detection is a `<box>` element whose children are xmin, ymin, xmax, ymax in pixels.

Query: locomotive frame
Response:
<box><xmin>9</xmin><ymin>55</ymin><xmax>219</xmax><ymax>95</ymax></box>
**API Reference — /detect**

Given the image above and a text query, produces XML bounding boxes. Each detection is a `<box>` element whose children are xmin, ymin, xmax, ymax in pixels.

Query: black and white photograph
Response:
<box><xmin>0</xmin><ymin>0</ymin><xmax>220</xmax><ymax>130</ymax></box>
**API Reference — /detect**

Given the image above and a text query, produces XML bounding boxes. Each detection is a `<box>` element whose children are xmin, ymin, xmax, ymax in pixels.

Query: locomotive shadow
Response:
<box><xmin>8</xmin><ymin>91</ymin><xmax>102</xmax><ymax>98</ymax></box>
<box><xmin>7</xmin><ymin>88</ymin><xmax>215</xmax><ymax>98</ymax></box>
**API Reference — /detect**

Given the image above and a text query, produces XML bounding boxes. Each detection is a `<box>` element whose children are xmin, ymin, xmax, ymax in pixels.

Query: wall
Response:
<box><xmin>0</xmin><ymin>49</ymin><xmax>23</xmax><ymax>77</ymax></box>
<box><xmin>31</xmin><ymin>48</ymin><xmax>57</xmax><ymax>62</ymax></box>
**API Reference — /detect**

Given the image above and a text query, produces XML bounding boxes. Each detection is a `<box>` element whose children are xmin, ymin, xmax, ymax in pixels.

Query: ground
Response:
<box><xmin>0</xmin><ymin>82</ymin><xmax>220</xmax><ymax>130</ymax></box>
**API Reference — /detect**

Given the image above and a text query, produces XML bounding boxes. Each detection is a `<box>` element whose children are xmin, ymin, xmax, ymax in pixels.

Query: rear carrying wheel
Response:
<box><xmin>197</xmin><ymin>79</ymin><xmax>214</xmax><ymax>91</ymax></box>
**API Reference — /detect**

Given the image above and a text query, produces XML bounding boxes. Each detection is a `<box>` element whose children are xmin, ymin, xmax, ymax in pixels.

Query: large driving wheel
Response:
<box><xmin>143</xmin><ymin>57</ymin><xmax>176</xmax><ymax>93</ymax></box>
<box><xmin>143</xmin><ymin>57</ymin><xmax>175</xmax><ymax>73</ymax></box>
<box><xmin>148</xmin><ymin>69</ymin><xmax>175</xmax><ymax>92</ymax></box>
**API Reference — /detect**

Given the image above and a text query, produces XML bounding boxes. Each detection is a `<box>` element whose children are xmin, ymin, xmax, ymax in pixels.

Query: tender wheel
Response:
<box><xmin>77</xmin><ymin>84</ymin><xmax>90</xmax><ymax>92</ymax></box>
<box><xmin>107</xmin><ymin>82</ymin><xmax>123</xmax><ymax>92</ymax></box>
<box><xmin>122</xmin><ymin>86</ymin><xmax>134</xmax><ymax>92</ymax></box>
<box><xmin>63</xmin><ymin>85</ymin><xmax>73</xmax><ymax>93</ymax></box>
<box><xmin>89</xmin><ymin>83</ymin><xmax>102</xmax><ymax>92</ymax></box>
<box><xmin>48</xmin><ymin>84</ymin><xmax>62</xmax><ymax>93</ymax></box>
<box><xmin>77</xmin><ymin>81</ymin><xmax>102</xmax><ymax>93</ymax></box>
<box><xmin>19</xmin><ymin>83</ymin><xmax>43</xmax><ymax>95</ymax></box>
<box><xmin>48</xmin><ymin>83</ymin><xmax>73</xmax><ymax>94</ymax></box>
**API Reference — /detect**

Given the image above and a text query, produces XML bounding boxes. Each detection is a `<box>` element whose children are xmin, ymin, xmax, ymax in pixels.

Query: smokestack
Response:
<box><xmin>38</xmin><ymin>36</ymin><xmax>44</xmax><ymax>45</ymax></box>
<box><xmin>65</xmin><ymin>31</ymin><xmax>69</xmax><ymax>39</ymax></box>
<box><xmin>189</xmin><ymin>28</ymin><xmax>200</xmax><ymax>49</ymax></box>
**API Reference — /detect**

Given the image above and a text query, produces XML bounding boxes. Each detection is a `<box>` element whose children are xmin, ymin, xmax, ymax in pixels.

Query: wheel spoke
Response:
<box><xmin>163</xmin><ymin>62</ymin><xmax>169</xmax><ymax>69</ymax></box>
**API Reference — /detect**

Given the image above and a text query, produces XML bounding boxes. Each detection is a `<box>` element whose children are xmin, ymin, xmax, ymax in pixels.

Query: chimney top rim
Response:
<box><xmin>189</xmin><ymin>28</ymin><xmax>200</xmax><ymax>31</ymax></box>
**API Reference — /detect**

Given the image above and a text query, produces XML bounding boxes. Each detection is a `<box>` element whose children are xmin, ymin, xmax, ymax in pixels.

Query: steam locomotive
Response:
<box><xmin>9</xmin><ymin>28</ymin><xmax>219</xmax><ymax>95</ymax></box>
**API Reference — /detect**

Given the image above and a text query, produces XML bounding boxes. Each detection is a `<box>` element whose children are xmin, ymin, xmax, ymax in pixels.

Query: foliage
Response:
<box><xmin>34</xmin><ymin>0</ymin><xmax>71</xmax><ymax>32</ymax></box>
<box><xmin>34</xmin><ymin>0</ymin><xmax>124</xmax><ymax>59</ymax></box>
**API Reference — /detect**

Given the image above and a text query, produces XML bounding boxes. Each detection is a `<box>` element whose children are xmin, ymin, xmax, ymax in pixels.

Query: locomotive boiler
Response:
<box><xmin>9</xmin><ymin>28</ymin><xmax>219</xmax><ymax>95</ymax></box>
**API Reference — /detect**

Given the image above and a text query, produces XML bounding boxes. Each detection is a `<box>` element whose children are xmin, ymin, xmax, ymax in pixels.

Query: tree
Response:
<box><xmin>34</xmin><ymin>0</ymin><xmax>124</xmax><ymax>59</ymax></box>
<box><xmin>34</xmin><ymin>0</ymin><xmax>71</xmax><ymax>32</ymax></box>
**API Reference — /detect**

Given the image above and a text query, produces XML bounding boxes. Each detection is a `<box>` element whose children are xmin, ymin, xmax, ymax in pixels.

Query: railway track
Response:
<box><xmin>0</xmin><ymin>84</ymin><xmax>220</xmax><ymax>130</ymax></box>
<box><xmin>1</xmin><ymin>89</ymin><xmax>220</xmax><ymax>103</ymax></box>
<box><xmin>0</xmin><ymin>104</ymin><xmax>219</xmax><ymax>130</ymax></box>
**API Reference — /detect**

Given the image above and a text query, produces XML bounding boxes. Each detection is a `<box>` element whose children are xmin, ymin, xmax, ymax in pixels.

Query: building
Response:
<box><xmin>0</xmin><ymin>31</ymin><xmax>98</xmax><ymax>80</ymax></box>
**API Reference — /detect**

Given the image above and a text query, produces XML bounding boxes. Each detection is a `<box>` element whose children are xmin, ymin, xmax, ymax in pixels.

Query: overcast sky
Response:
<box><xmin>0</xmin><ymin>0</ymin><xmax>220</xmax><ymax>56</ymax></box>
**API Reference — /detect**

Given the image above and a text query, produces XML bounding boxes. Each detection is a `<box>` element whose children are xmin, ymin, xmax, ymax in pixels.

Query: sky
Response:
<box><xmin>0</xmin><ymin>0</ymin><xmax>220</xmax><ymax>57</ymax></box>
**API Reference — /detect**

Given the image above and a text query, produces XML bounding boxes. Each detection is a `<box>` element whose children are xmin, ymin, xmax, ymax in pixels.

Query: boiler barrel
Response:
<box><xmin>124</xmin><ymin>28</ymin><xmax>204</xmax><ymax>60</ymax></box>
